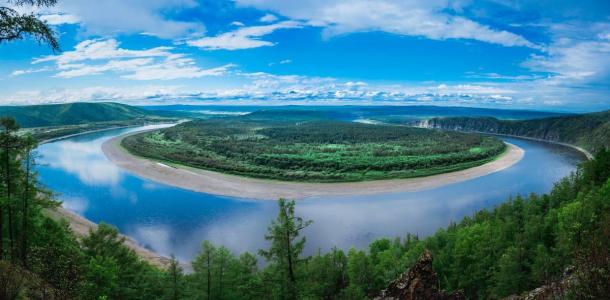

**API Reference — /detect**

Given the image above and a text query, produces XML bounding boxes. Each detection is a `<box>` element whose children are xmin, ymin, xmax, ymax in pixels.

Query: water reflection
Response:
<box><xmin>44</xmin><ymin>140</ymin><xmax>122</xmax><ymax>185</ymax></box>
<box><xmin>37</xmin><ymin>126</ymin><xmax>584</xmax><ymax>261</ymax></box>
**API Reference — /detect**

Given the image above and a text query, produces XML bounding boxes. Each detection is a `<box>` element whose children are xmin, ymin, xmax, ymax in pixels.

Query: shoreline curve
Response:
<box><xmin>45</xmin><ymin>207</ymin><xmax>171</xmax><ymax>268</ymax></box>
<box><xmin>102</xmin><ymin>131</ymin><xmax>525</xmax><ymax>200</ymax></box>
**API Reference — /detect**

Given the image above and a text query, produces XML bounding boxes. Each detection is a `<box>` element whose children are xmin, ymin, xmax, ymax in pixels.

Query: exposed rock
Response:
<box><xmin>503</xmin><ymin>266</ymin><xmax>575</xmax><ymax>300</ymax></box>
<box><xmin>374</xmin><ymin>250</ymin><xmax>465</xmax><ymax>300</ymax></box>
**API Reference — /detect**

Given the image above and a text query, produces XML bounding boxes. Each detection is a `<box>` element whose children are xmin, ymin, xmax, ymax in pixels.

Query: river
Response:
<box><xmin>36</xmin><ymin>125</ymin><xmax>585</xmax><ymax>261</ymax></box>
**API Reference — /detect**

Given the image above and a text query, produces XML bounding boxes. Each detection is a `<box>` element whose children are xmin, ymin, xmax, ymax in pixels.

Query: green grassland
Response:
<box><xmin>122</xmin><ymin>119</ymin><xmax>506</xmax><ymax>182</ymax></box>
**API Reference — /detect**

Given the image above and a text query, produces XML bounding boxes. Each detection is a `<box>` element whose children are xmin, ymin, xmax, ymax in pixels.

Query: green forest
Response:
<box><xmin>0</xmin><ymin>102</ymin><xmax>188</xmax><ymax>142</ymax></box>
<box><xmin>1</xmin><ymin>116</ymin><xmax>609</xmax><ymax>299</ymax></box>
<box><xmin>122</xmin><ymin>119</ymin><xmax>506</xmax><ymax>182</ymax></box>
<box><xmin>421</xmin><ymin>109</ymin><xmax>610</xmax><ymax>153</ymax></box>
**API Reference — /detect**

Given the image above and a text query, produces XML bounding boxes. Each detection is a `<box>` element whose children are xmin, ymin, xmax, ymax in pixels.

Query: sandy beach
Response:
<box><xmin>102</xmin><ymin>131</ymin><xmax>525</xmax><ymax>200</ymax></box>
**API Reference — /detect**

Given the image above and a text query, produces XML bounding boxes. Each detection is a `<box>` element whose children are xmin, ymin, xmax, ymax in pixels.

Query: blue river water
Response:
<box><xmin>36</xmin><ymin>125</ymin><xmax>585</xmax><ymax>261</ymax></box>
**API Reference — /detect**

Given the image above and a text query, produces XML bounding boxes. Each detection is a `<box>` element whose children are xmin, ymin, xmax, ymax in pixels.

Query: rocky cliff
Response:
<box><xmin>374</xmin><ymin>250</ymin><xmax>465</xmax><ymax>300</ymax></box>
<box><xmin>418</xmin><ymin>110</ymin><xmax>610</xmax><ymax>153</ymax></box>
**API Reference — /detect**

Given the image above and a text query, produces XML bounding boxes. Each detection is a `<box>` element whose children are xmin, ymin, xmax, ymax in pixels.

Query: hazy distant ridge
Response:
<box><xmin>0</xmin><ymin>102</ymin><xmax>174</xmax><ymax>128</ymax></box>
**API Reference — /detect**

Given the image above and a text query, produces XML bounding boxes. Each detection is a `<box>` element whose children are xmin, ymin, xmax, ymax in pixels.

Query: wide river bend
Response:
<box><xmin>37</xmin><ymin>125</ymin><xmax>585</xmax><ymax>261</ymax></box>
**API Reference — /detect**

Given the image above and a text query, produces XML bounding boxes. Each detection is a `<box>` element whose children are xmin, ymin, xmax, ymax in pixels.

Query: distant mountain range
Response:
<box><xmin>144</xmin><ymin>104</ymin><xmax>568</xmax><ymax>121</ymax></box>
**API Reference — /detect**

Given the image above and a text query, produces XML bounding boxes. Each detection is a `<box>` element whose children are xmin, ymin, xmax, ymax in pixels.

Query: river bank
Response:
<box><xmin>102</xmin><ymin>131</ymin><xmax>525</xmax><ymax>200</ymax></box>
<box><xmin>45</xmin><ymin>207</ymin><xmax>171</xmax><ymax>268</ymax></box>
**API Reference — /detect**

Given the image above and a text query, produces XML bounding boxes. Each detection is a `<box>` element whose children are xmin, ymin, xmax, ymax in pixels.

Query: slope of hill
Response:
<box><xmin>0</xmin><ymin>102</ymin><xmax>174</xmax><ymax>128</ymax></box>
<box><xmin>420</xmin><ymin>110</ymin><xmax>610</xmax><ymax>153</ymax></box>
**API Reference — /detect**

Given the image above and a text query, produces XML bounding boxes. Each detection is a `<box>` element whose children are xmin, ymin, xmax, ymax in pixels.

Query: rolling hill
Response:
<box><xmin>0</xmin><ymin>102</ymin><xmax>177</xmax><ymax>128</ymax></box>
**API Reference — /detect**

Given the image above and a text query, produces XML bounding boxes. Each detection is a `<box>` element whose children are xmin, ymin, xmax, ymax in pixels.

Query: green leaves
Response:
<box><xmin>0</xmin><ymin>2</ymin><xmax>59</xmax><ymax>52</ymax></box>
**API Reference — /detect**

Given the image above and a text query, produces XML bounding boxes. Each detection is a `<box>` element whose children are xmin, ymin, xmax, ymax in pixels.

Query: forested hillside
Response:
<box><xmin>421</xmin><ymin>110</ymin><xmax>610</xmax><ymax>152</ymax></box>
<box><xmin>1</xmin><ymin>116</ymin><xmax>609</xmax><ymax>299</ymax></box>
<box><xmin>0</xmin><ymin>102</ymin><xmax>192</xmax><ymax>142</ymax></box>
<box><xmin>0</xmin><ymin>102</ymin><xmax>181</xmax><ymax>128</ymax></box>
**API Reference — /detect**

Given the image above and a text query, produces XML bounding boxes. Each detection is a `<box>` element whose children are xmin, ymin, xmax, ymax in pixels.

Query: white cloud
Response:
<box><xmin>39</xmin><ymin>13</ymin><xmax>80</xmax><ymax>25</ymax></box>
<box><xmin>268</xmin><ymin>59</ymin><xmax>292</xmax><ymax>66</ymax></box>
<box><xmin>230</xmin><ymin>21</ymin><xmax>245</xmax><ymax>27</ymax></box>
<box><xmin>524</xmin><ymin>39</ymin><xmax>610</xmax><ymax>86</ymax></box>
<box><xmin>187</xmin><ymin>21</ymin><xmax>303</xmax><ymax>50</ymax></box>
<box><xmin>1</xmin><ymin>85</ymin><xmax>186</xmax><ymax>105</ymax></box>
<box><xmin>41</xmin><ymin>0</ymin><xmax>203</xmax><ymax>38</ymax></box>
<box><xmin>236</xmin><ymin>0</ymin><xmax>537</xmax><ymax>48</ymax></box>
<box><xmin>11</xmin><ymin>67</ymin><xmax>52</xmax><ymax>77</ymax></box>
<box><xmin>2</xmin><ymin>73</ymin><xmax>608</xmax><ymax>110</ymax></box>
<box><xmin>122</xmin><ymin>62</ymin><xmax>235</xmax><ymax>81</ymax></box>
<box><xmin>31</xmin><ymin>39</ymin><xmax>232</xmax><ymax>80</ymax></box>
<box><xmin>10</xmin><ymin>0</ymin><xmax>203</xmax><ymax>38</ymax></box>
<box><xmin>33</xmin><ymin>39</ymin><xmax>172</xmax><ymax>65</ymax></box>
<box><xmin>259</xmin><ymin>13</ymin><xmax>278</xmax><ymax>23</ymax></box>
<box><xmin>518</xmin><ymin>22</ymin><xmax>610</xmax><ymax>92</ymax></box>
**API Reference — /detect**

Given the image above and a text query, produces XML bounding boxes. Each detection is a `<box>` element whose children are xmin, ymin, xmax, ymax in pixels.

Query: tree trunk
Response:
<box><xmin>172</xmin><ymin>267</ymin><xmax>178</xmax><ymax>300</ymax></box>
<box><xmin>283</xmin><ymin>206</ymin><xmax>297</xmax><ymax>300</ymax></box>
<box><xmin>0</xmin><ymin>206</ymin><xmax>3</xmax><ymax>260</ymax></box>
<box><xmin>5</xmin><ymin>148</ymin><xmax>13</xmax><ymax>261</ymax></box>
<box><xmin>7</xmin><ymin>207</ymin><xmax>13</xmax><ymax>260</ymax></box>
<box><xmin>219</xmin><ymin>257</ymin><xmax>224</xmax><ymax>300</ymax></box>
<box><xmin>22</xmin><ymin>153</ymin><xmax>31</xmax><ymax>267</ymax></box>
<box><xmin>207</xmin><ymin>251</ymin><xmax>211</xmax><ymax>300</ymax></box>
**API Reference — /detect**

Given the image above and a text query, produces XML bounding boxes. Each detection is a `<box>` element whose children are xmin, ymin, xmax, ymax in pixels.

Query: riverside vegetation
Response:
<box><xmin>0</xmin><ymin>116</ymin><xmax>609</xmax><ymax>299</ymax></box>
<box><xmin>122</xmin><ymin>119</ymin><xmax>506</xmax><ymax>182</ymax></box>
<box><xmin>419</xmin><ymin>109</ymin><xmax>610</xmax><ymax>153</ymax></box>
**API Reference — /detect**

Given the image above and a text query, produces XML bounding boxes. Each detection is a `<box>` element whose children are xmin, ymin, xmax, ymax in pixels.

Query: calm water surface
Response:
<box><xmin>37</xmin><ymin>125</ymin><xmax>585</xmax><ymax>261</ymax></box>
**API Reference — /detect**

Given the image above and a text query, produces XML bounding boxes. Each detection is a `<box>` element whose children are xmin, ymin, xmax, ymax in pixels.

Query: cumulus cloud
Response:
<box><xmin>235</xmin><ymin>0</ymin><xmax>537</xmax><ymax>48</ymax></box>
<box><xmin>523</xmin><ymin>26</ymin><xmax>610</xmax><ymax>87</ymax></box>
<box><xmin>1</xmin><ymin>85</ymin><xmax>186</xmax><ymax>105</ymax></box>
<box><xmin>485</xmin><ymin>21</ymin><xmax>609</xmax><ymax>110</ymax></box>
<box><xmin>46</xmin><ymin>0</ymin><xmax>202</xmax><ymax>38</ymax></box>
<box><xmin>259</xmin><ymin>13</ymin><xmax>278</xmax><ymax>23</ymax></box>
<box><xmin>3</xmin><ymin>70</ymin><xmax>608</xmax><ymax>110</ymax></box>
<box><xmin>39</xmin><ymin>13</ymin><xmax>80</xmax><ymax>25</ymax></box>
<box><xmin>187</xmin><ymin>21</ymin><xmax>303</xmax><ymax>50</ymax></box>
<box><xmin>31</xmin><ymin>39</ymin><xmax>233</xmax><ymax>80</ymax></box>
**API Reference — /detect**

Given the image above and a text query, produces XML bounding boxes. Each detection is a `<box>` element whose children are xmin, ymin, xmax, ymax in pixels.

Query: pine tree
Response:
<box><xmin>259</xmin><ymin>198</ymin><xmax>312</xmax><ymax>299</ymax></box>
<box><xmin>193</xmin><ymin>240</ymin><xmax>217</xmax><ymax>300</ymax></box>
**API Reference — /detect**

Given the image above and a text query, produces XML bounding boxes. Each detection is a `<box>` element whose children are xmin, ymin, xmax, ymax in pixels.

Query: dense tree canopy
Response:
<box><xmin>123</xmin><ymin>119</ymin><xmax>506</xmax><ymax>182</ymax></box>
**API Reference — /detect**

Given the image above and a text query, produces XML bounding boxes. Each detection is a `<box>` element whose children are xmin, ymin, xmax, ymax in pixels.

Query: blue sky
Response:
<box><xmin>1</xmin><ymin>0</ymin><xmax>609</xmax><ymax>111</ymax></box>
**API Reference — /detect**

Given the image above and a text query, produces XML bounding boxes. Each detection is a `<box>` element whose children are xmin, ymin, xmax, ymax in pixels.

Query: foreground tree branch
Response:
<box><xmin>0</xmin><ymin>0</ymin><xmax>59</xmax><ymax>52</ymax></box>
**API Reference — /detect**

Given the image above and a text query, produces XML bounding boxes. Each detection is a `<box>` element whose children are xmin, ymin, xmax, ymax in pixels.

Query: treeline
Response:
<box><xmin>123</xmin><ymin>119</ymin><xmax>505</xmax><ymax>182</ymax></box>
<box><xmin>421</xmin><ymin>109</ymin><xmax>610</xmax><ymax>153</ymax></box>
<box><xmin>1</xmin><ymin>117</ymin><xmax>609</xmax><ymax>299</ymax></box>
